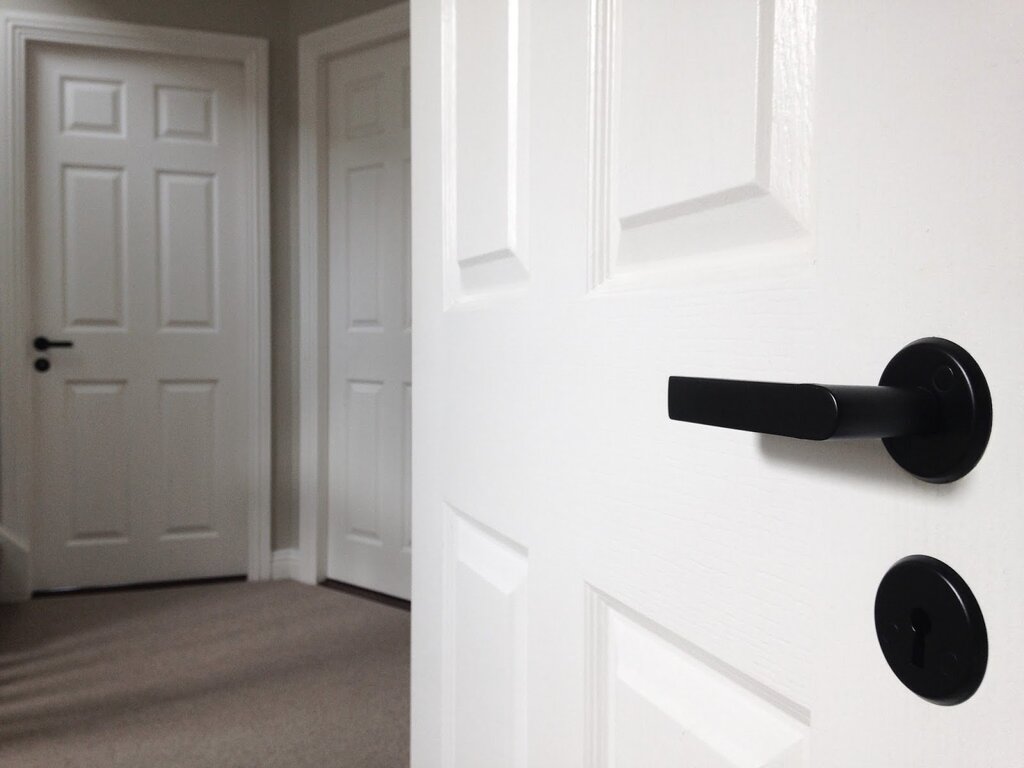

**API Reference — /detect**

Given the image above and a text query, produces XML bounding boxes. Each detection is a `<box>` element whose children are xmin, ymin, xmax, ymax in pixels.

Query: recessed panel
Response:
<box><xmin>590</xmin><ymin>0</ymin><xmax>815</xmax><ymax>285</ymax></box>
<box><xmin>62</xmin><ymin>166</ymin><xmax>125</xmax><ymax>328</ymax></box>
<box><xmin>444</xmin><ymin>508</ymin><xmax>528</xmax><ymax>768</ymax></box>
<box><xmin>158</xmin><ymin>172</ymin><xmax>217</xmax><ymax>329</ymax></box>
<box><xmin>346</xmin><ymin>381</ymin><xmax>383</xmax><ymax>542</ymax></box>
<box><xmin>61</xmin><ymin>78</ymin><xmax>124</xmax><ymax>136</ymax></box>
<box><xmin>345</xmin><ymin>165</ymin><xmax>383</xmax><ymax>328</ymax></box>
<box><xmin>453</xmin><ymin>0</ymin><xmax>514</xmax><ymax>262</ymax></box>
<box><xmin>159</xmin><ymin>381</ymin><xmax>216</xmax><ymax>537</ymax></box>
<box><xmin>156</xmin><ymin>86</ymin><xmax>215</xmax><ymax>142</ymax></box>
<box><xmin>618</xmin><ymin>1</ymin><xmax>760</xmax><ymax>218</ymax></box>
<box><xmin>587</xmin><ymin>589</ymin><xmax>808</xmax><ymax>768</ymax></box>
<box><xmin>68</xmin><ymin>382</ymin><xmax>129</xmax><ymax>542</ymax></box>
<box><xmin>443</xmin><ymin>0</ymin><xmax>529</xmax><ymax>303</ymax></box>
<box><xmin>345</xmin><ymin>74</ymin><xmax>385</xmax><ymax>139</ymax></box>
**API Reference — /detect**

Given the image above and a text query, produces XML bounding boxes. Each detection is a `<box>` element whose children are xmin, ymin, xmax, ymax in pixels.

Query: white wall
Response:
<box><xmin>0</xmin><ymin>0</ymin><xmax>400</xmax><ymax>554</ymax></box>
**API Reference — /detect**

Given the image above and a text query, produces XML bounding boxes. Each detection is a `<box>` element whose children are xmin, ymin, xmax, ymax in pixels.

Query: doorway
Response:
<box><xmin>297</xmin><ymin>4</ymin><xmax>411</xmax><ymax>600</ymax></box>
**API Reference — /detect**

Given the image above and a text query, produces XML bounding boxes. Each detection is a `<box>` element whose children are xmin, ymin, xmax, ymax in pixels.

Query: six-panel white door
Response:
<box><xmin>30</xmin><ymin>43</ymin><xmax>252</xmax><ymax>590</ymax></box>
<box><xmin>412</xmin><ymin>0</ymin><xmax>1024</xmax><ymax>765</ymax></box>
<box><xmin>325</xmin><ymin>39</ymin><xmax>413</xmax><ymax>599</ymax></box>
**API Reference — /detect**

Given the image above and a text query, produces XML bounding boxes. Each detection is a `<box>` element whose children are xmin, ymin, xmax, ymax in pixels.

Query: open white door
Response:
<box><xmin>324</xmin><ymin>37</ymin><xmax>412</xmax><ymax>600</ymax></box>
<box><xmin>413</xmin><ymin>0</ymin><xmax>1024</xmax><ymax>765</ymax></box>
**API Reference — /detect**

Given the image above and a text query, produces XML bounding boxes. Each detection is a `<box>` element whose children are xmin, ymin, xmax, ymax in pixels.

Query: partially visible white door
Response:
<box><xmin>413</xmin><ymin>0</ymin><xmax>1024</xmax><ymax>766</ymax></box>
<box><xmin>30</xmin><ymin>43</ymin><xmax>252</xmax><ymax>590</ymax></box>
<box><xmin>326</xmin><ymin>39</ymin><xmax>412</xmax><ymax>599</ymax></box>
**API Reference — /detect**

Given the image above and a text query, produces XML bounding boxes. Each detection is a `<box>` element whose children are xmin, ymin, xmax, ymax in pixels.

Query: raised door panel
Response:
<box><xmin>62</xmin><ymin>166</ymin><xmax>126</xmax><ymax>328</ymax></box>
<box><xmin>345</xmin><ymin>164</ymin><xmax>385</xmax><ymax>329</ymax></box>
<box><xmin>155</xmin><ymin>85</ymin><xmax>216</xmax><ymax>143</ymax></box>
<box><xmin>344</xmin><ymin>73</ymin><xmax>386</xmax><ymax>139</ymax></box>
<box><xmin>345</xmin><ymin>380</ymin><xmax>384</xmax><ymax>544</ymax></box>
<box><xmin>67</xmin><ymin>381</ymin><xmax>130</xmax><ymax>543</ymax></box>
<box><xmin>444</xmin><ymin>509</ymin><xmax>528</xmax><ymax>768</ymax></box>
<box><xmin>442</xmin><ymin>0</ymin><xmax>529</xmax><ymax>303</ymax></box>
<box><xmin>452</xmin><ymin>0</ymin><xmax>512</xmax><ymax>260</ymax></box>
<box><xmin>158</xmin><ymin>172</ymin><xmax>218</xmax><ymax>330</ymax></box>
<box><xmin>159</xmin><ymin>381</ymin><xmax>217</xmax><ymax>538</ymax></box>
<box><xmin>619</xmin><ymin>2</ymin><xmax>760</xmax><ymax>213</ymax></box>
<box><xmin>61</xmin><ymin>77</ymin><xmax>125</xmax><ymax>137</ymax></box>
<box><xmin>587</xmin><ymin>590</ymin><xmax>807</xmax><ymax>768</ymax></box>
<box><xmin>590</xmin><ymin>0</ymin><xmax>815</xmax><ymax>286</ymax></box>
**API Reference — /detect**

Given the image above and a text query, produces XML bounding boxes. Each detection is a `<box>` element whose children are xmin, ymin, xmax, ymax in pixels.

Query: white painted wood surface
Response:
<box><xmin>29</xmin><ymin>42</ymin><xmax>254</xmax><ymax>590</ymax></box>
<box><xmin>412</xmin><ymin>0</ymin><xmax>1024</xmax><ymax>764</ymax></box>
<box><xmin>325</xmin><ymin>39</ymin><xmax>412</xmax><ymax>599</ymax></box>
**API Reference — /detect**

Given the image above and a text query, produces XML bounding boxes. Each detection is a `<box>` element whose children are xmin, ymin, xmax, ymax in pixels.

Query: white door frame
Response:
<box><xmin>0</xmin><ymin>12</ymin><xmax>272</xmax><ymax>599</ymax></box>
<box><xmin>296</xmin><ymin>3</ymin><xmax>410</xmax><ymax>585</ymax></box>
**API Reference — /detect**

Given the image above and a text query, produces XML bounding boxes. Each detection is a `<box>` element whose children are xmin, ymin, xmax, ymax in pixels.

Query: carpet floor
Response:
<box><xmin>0</xmin><ymin>580</ymin><xmax>410</xmax><ymax>768</ymax></box>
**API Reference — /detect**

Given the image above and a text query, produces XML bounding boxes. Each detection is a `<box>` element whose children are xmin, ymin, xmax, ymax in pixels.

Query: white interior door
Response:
<box><xmin>29</xmin><ymin>43</ymin><xmax>253</xmax><ymax>590</ymax></box>
<box><xmin>412</xmin><ymin>1</ymin><xmax>1024</xmax><ymax>765</ymax></box>
<box><xmin>325</xmin><ymin>39</ymin><xmax>412</xmax><ymax>599</ymax></box>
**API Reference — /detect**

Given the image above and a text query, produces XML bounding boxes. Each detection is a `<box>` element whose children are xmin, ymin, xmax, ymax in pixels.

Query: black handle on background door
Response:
<box><xmin>667</xmin><ymin>338</ymin><xmax>992</xmax><ymax>483</ymax></box>
<box><xmin>33</xmin><ymin>336</ymin><xmax>74</xmax><ymax>351</ymax></box>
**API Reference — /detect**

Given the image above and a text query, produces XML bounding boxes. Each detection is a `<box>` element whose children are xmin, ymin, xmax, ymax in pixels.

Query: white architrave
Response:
<box><xmin>0</xmin><ymin>12</ymin><xmax>271</xmax><ymax>599</ymax></box>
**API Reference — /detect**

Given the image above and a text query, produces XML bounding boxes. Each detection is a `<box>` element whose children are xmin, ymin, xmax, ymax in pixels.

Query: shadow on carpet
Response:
<box><xmin>0</xmin><ymin>581</ymin><xmax>410</xmax><ymax>767</ymax></box>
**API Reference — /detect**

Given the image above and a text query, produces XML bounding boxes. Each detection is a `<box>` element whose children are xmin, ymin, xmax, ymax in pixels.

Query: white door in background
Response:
<box><xmin>30</xmin><ymin>44</ymin><xmax>252</xmax><ymax>590</ymax></box>
<box><xmin>413</xmin><ymin>1</ymin><xmax>1024</xmax><ymax>766</ymax></box>
<box><xmin>326</xmin><ymin>39</ymin><xmax>412</xmax><ymax>599</ymax></box>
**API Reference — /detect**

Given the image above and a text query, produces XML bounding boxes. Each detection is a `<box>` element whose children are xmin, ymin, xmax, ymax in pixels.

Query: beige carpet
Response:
<box><xmin>0</xmin><ymin>581</ymin><xmax>410</xmax><ymax>768</ymax></box>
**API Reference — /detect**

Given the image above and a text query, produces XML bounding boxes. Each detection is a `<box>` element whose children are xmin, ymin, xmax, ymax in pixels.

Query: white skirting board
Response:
<box><xmin>271</xmin><ymin>548</ymin><xmax>301</xmax><ymax>581</ymax></box>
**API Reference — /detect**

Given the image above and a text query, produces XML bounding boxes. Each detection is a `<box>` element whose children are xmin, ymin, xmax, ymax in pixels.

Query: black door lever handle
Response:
<box><xmin>33</xmin><ymin>336</ymin><xmax>74</xmax><ymax>351</ymax></box>
<box><xmin>667</xmin><ymin>338</ymin><xmax>992</xmax><ymax>483</ymax></box>
<box><xmin>668</xmin><ymin>379</ymin><xmax>938</xmax><ymax>441</ymax></box>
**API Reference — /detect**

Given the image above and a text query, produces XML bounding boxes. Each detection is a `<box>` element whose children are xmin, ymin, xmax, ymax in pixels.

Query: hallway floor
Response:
<box><xmin>0</xmin><ymin>580</ymin><xmax>410</xmax><ymax>767</ymax></box>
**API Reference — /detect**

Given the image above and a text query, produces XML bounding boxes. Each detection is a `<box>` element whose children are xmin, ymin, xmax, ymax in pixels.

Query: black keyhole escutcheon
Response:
<box><xmin>910</xmin><ymin>607</ymin><xmax>931</xmax><ymax>668</ymax></box>
<box><xmin>875</xmin><ymin>555</ymin><xmax>986</xmax><ymax>705</ymax></box>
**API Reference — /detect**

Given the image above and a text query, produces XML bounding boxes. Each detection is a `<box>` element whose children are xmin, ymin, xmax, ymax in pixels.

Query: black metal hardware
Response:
<box><xmin>667</xmin><ymin>338</ymin><xmax>991</xmax><ymax>483</ymax></box>
<box><xmin>34</xmin><ymin>358</ymin><xmax>50</xmax><ymax>373</ymax></box>
<box><xmin>875</xmin><ymin>555</ymin><xmax>987</xmax><ymax>705</ymax></box>
<box><xmin>33</xmin><ymin>336</ymin><xmax>74</xmax><ymax>351</ymax></box>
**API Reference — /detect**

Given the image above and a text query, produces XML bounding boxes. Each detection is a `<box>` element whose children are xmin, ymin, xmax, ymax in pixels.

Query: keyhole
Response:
<box><xmin>910</xmin><ymin>607</ymin><xmax>932</xmax><ymax>669</ymax></box>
